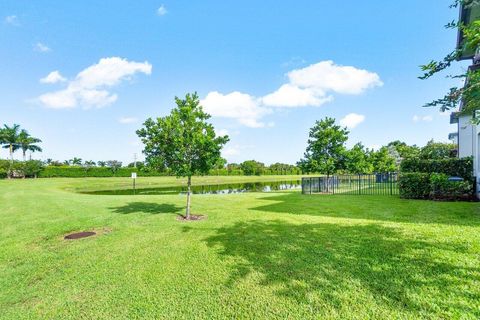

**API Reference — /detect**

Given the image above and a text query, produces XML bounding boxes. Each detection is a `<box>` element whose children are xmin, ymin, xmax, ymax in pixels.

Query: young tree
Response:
<box><xmin>371</xmin><ymin>147</ymin><xmax>397</xmax><ymax>173</ymax></box>
<box><xmin>298</xmin><ymin>117</ymin><xmax>349</xmax><ymax>178</ymax></box>
<box><xmin>345</xmin><ymin>143</ymin><xmax>373</xmax><ymax>174</ymax></box>
<box><xmin>137</xmin><ymin>93</ymin><xmax>229</xmax><ymax>219</ymax></box>
<box><xmin>16</xmin><ymin>129</ymin><xmax>42</xmax><ymax>161</ymax></box>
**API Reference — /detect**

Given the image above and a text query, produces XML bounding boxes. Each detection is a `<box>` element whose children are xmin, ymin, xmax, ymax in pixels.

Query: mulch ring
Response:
<box><xmin>176</xmin><ymin>214</ymin><xmax>206</xmax><ymax>222</ymax></box>
<box><xmin>64</xmin><ymin>227</ymin><xmax>112</xmax><ymax>240</ymax></box>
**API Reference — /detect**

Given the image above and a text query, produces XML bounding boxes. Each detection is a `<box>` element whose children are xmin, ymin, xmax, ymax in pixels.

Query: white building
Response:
<box><xmin>449</xmin><ymin>68</ymin><xmax>480</xmax><ymax>199</ymax></box>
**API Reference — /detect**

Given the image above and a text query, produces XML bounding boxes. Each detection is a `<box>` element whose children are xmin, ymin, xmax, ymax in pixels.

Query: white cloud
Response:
<box><xmin>287</xmin><ymin>60</ymin><xmax>383</xmax><ymax>95</ymax></box>
<box><xmin>38</xmin><ymin>57</ymin><xmax>152</xmax><ymax>109</ymax></box>
<box><xmin>201</xmin><ymin>91</ymin><xmax>271</xmax><ymax>128</ymax></box>
<box><xmin>34</xmin><ymin>42</ymin><xmax>51</xmax><ymax>53</ymax></box>
<box><xmin>157</xmin><ymin>5</ymin><xmax>168</xmax><ymax>16</ymax></box>
<box><xmin>202</xmin><ymin>60</ymin><xmax>382</xmax><ymax>127</ymax></box>
<box><xmin>262</xmin><ymin>84</ymin><xmax>333</xmax><ymax>107</ymax></box>
<box><xmin>340</xmin><ymin>113</ymin><xmax>365</xmax><ymax>129</ymax></box>
<box><xmin>40</xmin><ymin>71</ymin><xmax>66</xmax><ymax>84</ymax></box>
<box><xmin>4</xmin><ymin>15</ymin><xmax>20</xmax><ymax>26</ymax></box>
<box><xmin>413</xmin><ymin>115</ymin><xmax>433</xmax><ymax>122</ymax></box>
<box><xmin>119</xmin><ymin>117</ymin><xmax>138</xmax><ymax>124</ymax></box>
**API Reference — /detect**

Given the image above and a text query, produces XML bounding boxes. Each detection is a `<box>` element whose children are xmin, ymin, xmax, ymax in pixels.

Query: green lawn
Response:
<box><xmin>1</xmin><ymin>176</ymin><xmax>479</xmax><ymax>319</ymax></box>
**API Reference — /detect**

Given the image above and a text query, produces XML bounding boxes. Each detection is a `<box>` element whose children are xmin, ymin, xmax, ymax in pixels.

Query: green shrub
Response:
<box><xmin>430</xmin><ymin>173</ymin><xmax>474</xmax><ymax>201</ymax></box>
<box><xmin>398</xmin><ymin>173</ymin><xmax>431</xmax><ymax>199</ymax></box>
<box><xmin>400</xmin><ymin>157</ymin><xmax>473</xmax><ymax>180</ymax></box>
<box><xmin>0</xmin><ymin>168</ymin><xmax>7</xmax><ymax>179</ymax></box>
<box><xmin>38</xmin><ymin>166</ymin><xmax>168</xmax><ymax>178</ymax></box>
<box><xmin>21</xmin><ymin>160</ymin><xmax>44</xmax><ymax>178</ymax></box>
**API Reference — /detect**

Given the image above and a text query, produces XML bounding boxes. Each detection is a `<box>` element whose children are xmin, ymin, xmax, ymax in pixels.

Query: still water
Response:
<box><xmin>85</xmin><ymin>180</ymin><xmax>302</xmax><ymax>195</ymax></box>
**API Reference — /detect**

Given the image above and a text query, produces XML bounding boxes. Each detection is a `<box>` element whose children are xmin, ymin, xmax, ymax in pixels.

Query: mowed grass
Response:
<box><xmin>0</xmin><ymin>176</ymin><xmax>479</xmax><ymax>319</ymax></box>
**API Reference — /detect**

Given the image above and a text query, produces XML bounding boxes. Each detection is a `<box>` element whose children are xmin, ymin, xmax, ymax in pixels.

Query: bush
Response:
<box><xmin>430</xmin><ymin>173</ymin><xmax>474</xmax><ymax>201</ymax></box>
<box><xmin>38</xmin><ymin>166</ymin><xmax>167</xmax><ymax>178</ymax></box>
<box><xmin>398</xmin><ymin>173</ymin><xmax>431</xmax><ymax>199</ymax></box>
<box><xmin>0</xmin><ymin>168</ymin><xmax>7</xmax><ymax>179</ymax></box>
<box><xmin>400</xmin><ymin>157</ymin><xmax>473</xmax><ymax>180</ymax></box>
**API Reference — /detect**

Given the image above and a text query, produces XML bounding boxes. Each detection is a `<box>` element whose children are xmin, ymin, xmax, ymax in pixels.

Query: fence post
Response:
<box><xmin>389</xmin><ymin>172</ymin><xmax>393</xmax><ymax>195</ymax></box>
<box><xmin>358</xmin><ymin>174</ymin><xmax>361</xmax><ymax>195</ymax></box>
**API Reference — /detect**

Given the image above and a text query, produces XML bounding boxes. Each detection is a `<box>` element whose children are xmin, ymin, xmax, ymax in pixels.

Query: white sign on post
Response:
<box><xmin>131</xmin><ymin>172</ymin><xmax>137</xmax><ymax>179</ymax></box>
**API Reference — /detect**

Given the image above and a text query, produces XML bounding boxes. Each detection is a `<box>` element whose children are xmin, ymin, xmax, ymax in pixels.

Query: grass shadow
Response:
<box><xmin>205</xmin><ymin>220</ymin><xmax>479</xmax><ymax>317</ymax></box>
<box><xmin>250</xmin><ymin>192</ymin><xmax>480</xmax><ymax>226</ymax></box>
<box><xmin>109</xmin><ymin>202</ymin><xmax>182</xmax><ymax>215</ymax></box>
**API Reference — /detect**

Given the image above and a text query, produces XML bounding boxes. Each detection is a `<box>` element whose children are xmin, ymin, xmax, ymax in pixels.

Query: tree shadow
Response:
<box><xmin>205</xmin><ymin>220</ymin><xmax>479</xmax><ymax>317</ymax></box>
<box><xmin>109</xmin><ymin>202</ymin><xmax>182</xmax><ymax>215</ymax></box>
<box><xmin>250</xmin><ymin>192</ymin><xmax>480</xmax><ymax>226</ymax></box>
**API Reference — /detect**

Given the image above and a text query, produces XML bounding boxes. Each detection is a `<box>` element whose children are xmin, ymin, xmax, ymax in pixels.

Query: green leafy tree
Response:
<box><xmin>298</xmin><ymin>117</ymin><xmax>349</xmax><ymax>178</ymax></box>
<box><xmin>16</xmin><ymin>129</ymin><xmax>42</xmax><ymax>161</ymax></box>
<box><xmin>106</xmin><ymin>160</ymin><xmax>123</xmax><ymax>173</ymax></box>
<box><xmin>387</xmin><ymin>141</ymin><xmax>420</xmax><ymax>160</ymax></box>
<box><xmin>420</xmin><ymin>1</ymin><xmax>480</xmax><ymax>121</ymax></box>
<box><xmin>97</xmin><ymin>161</ymin><xmax>107</xmax><ymax>167</ymax></box>
<box><xmin>345</xmin><ymin>143</ymin><xmax>373</xmax><ymax>174</ymax></box>
<box><xmin>137</xmin><ymin>93</ymin><xmax>229</xmax><ymax>219</ymax></box>
<box><xmin>240</xmin><ymin>160</ymin><xmax>265</xmax><ymax>176</ymax></box>
<box><xmin>371</xmin><ymin>147</ymin><xmax>397</xmax><ymax>173</ymax></box>
<box><xmin>1</xmin><ymin>124</ymin><xmax>21</xmax><ymax>162</ymax></box>
<box><xmin>419</xmin><ymin>140</ymin><xmax>457</xmax><ymax>160</ymax></box>
<box><xmin>269</xmin><ymin>163</ymin><xmax>298</xmax><ymax>175</ymax></box>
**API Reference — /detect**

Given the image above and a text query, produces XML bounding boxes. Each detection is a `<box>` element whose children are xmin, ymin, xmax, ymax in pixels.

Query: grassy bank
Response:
<box><xmin>0</xmin><ymin>177</ymin><xmax>479</xmax><ymax>319</ymax></box>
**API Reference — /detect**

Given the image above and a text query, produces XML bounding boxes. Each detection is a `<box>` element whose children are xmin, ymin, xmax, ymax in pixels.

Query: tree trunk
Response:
<box><xmin>9</xmin><ymin>145</ymin><xmax>13</xmax><ymax>163</ymax></box>
<box><xmin>185</xmin><ymin>175</ymin><xmax>192</xmax><ymax>219</ymax></box>
<box><xmin>23</xmin><ymin>151</ymin><xmax>26</xmax><ymax>162</ymax></box>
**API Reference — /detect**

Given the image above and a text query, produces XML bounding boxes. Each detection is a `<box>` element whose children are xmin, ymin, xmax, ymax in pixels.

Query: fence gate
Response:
<box><xmin>302</xmin><ymin>173</ymin><xmax>399</xmax><ymax>196</ymax></box>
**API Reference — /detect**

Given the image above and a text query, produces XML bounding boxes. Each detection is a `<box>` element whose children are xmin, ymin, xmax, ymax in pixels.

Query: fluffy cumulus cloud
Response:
<box><xmin>40</xmin><ymin>71</ymin><xmax>67</xmax><ymax>84</ymax></box>
<box><xmin>38</xmin><ymin>57</ymin><xmax>152</xmax><ymax>109</ymax></box>
<box><xmin>262</xmin><ymin>84</ymin><xmax>333</xmax><ymax>107</ymax></box>
<box><xmin>201</xmin><ymin>91</ymin><xmax>271</xmax><ymax>128</ymax></box>
<box><xmin>201</xmin><ymin>61</ymin><xmax>382</xmax><ymax>127</ymax></box>
<box><xmin>340</xmin><ymin>113</ymin><xmax>366</xmax><ymax>129</ymax></box>
<box><xmin>287</xmin><ymin>60</ymin><xmax>383</xmax><ymax>95</ymax></box>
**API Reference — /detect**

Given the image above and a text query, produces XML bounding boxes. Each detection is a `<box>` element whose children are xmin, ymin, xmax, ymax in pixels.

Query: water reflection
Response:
<box><xmin>85</xmin><ymin>180</ymin><xmax>302</xmax><ymax>195</ymax></box>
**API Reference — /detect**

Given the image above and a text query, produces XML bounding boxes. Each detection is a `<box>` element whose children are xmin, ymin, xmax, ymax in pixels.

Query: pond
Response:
<box><xmin>84</xmin><ymin>180</ymin><xmax>302</xmax><ymax>195</ymax></box>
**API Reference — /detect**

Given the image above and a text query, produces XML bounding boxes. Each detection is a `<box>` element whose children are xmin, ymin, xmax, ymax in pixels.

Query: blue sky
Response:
<box><xmin>0</xmin><ymin>0</ymin><xmax>470</xmax><ymax>165</ymax></box>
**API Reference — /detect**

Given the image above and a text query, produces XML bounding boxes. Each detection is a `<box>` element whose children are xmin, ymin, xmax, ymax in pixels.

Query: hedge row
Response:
<box><xmin>400</xmin><ymin>157</ymin><xmax>473</xmax><ymax>180</ymax></box>
<box><xmin>399</xmin><ymin>157</ymin><xmax>475</xmax><ymax>200</ymax></box>
<box><xmin>399</xmin><ymin>172</ymin><xmax>475</xmax><ymax>200</ymax></box>
<box><xmin>398</xmin><ymin>173</ymin><xmax>431</xmax><ymax>199</ymax></box>
<box><xmin>36</xmin><ymin>166</ymin><xmax>302</xmax><ymax>178</ymax></box>
<box><xmin>37</xmin><ymin>166</ymin><xmax>166</xmax><ymax>178</ymax></box>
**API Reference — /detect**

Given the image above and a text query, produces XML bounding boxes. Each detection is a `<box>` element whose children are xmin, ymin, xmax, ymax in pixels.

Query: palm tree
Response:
<box><xmin>1</xmin><ymin>124</ymin><xmax>21</xmax><ymax>162</ymax></box>
<box><xmin>70</xmin><ymin>157</ymin><xmax>83</xmax><ymax>166</ymax></box>
<box><xmin>16</xmin><ymin>129</ymin><xmax>42</xmax><ymax>161</ymax></box>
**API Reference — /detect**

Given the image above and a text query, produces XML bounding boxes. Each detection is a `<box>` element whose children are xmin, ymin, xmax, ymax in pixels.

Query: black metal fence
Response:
<box><xmin>302</xmin><ymin>173</ymin><xmax>399</xmax><ymax>196</ymax></box>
